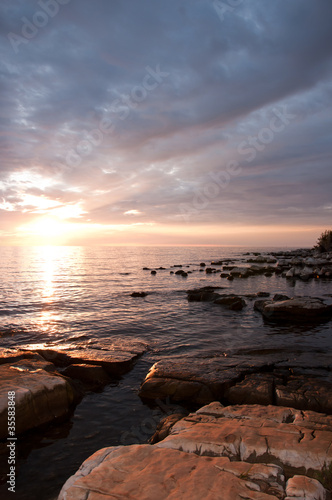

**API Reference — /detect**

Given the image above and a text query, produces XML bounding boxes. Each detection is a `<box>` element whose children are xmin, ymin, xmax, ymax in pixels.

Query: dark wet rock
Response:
<box><xmin>139</xmin><ymin>349</ymin><xmax>332</xmax><ymax>414</ymax></box>
<box><xmin>211</xmin><ymin>260</ymin><xmax>223</xmax><ymax>265</ymax></box>
<box><xmin>187</xmin><ymin>290</ymin><xmax>220</xmax><ymax>302</ymax></box>
<box><xmin>247</xmin><ymin>256</ymin><xmax>277</xmax><ymax>264</ymax></box>
<box><xmin>254</xmin><ymin>296</ymin><xmax>332</xmax><ymax>322</ymax></box>
<box><xmin>175</xmin><ymin>269</ymin><xmax>186</xmax><ymax>276</ymax></box>
<box><xmin>223</xmin><ymin>265</ymin><xmax>235</xmax><ymax>271</ymax></box>
<box><xmin>214</xmin><ymin>295</ymin><xmax>246</xmax><ymax>311</ymax></box>
<box><xmin>230</xmin><ymin>267</ymin><xmax>251</xmax><ymax>277</ymax></box>
<box><xmin>158</xmin><ymin>267</ymin><xmax>166</xmax><ymax>270</ymax></box>
<box><xmin>275</xmin><ymin>375</ymin><xmax>332</xmax><ymax>414</ymax></box>
<box><xmin>273</xmin><ymin>294</ymin><xmax>290</xmax><ymax>301</ymax></box>
<box><xmin>227</xmin><ymin>275</ymin><xmax>234</xmax><ymax>281</ymax></box>
<box><xmin>257</xmin><ymin>291</ymin><xmax>270</xmax><ymax>297</ymax></box>
<box><xmin>151</xmin><ymin>270</ymin><xmax>157</xmax><ymax>275</ymax></box>
<box><xmin>199</xmin><ymin>262</ymin><xmax>206</xmax><ymax>267</ymax></box>
<box><xmin>149</xmin><ymin>413</ymin><xmax>188</xmax><ymax>444</ymax></box>
<box><xmin>226</xmin><ymin>368</ymin><xmax>332</xmax><ymax>415</ymax></box>
<box><xmin>226</xmin><ymin>373</ymin><xmax>275</xmax><ymax>406</ymax></box>
<box><xmin>173</xmin><ymin>264</ymin><xmax>182</xmax><ymax>268</ymax></box>
<box><xmin>142</xmin><ymin>267</ymin><xmax>150</xmax><ymax>270</ymax></box>
<box><xmin>298</xmin><ymin>272</ymin><xmax>314</xmax><ymax>281</ymax></box>
<box><xmin>62</xmin><ymin>363</ymin><xmax>111</xmax><ymax>388</ymax></box>
<box><xmin>220</xmin><ymin>272</ymin><xmax>230</xmax><ymax>278</ymax></box>
<box><xmin>187</xmin><ymin>286</ymin><xmax>224</xmax><ymax>293</ymax></box>
<box><xmin>130</xmin><ymin>291</ymin><xmax>148</xmax><ymax>297</ymax></box>
<box><xmin>205</xmin><ymin>267</ymin><xmax>215</xmax><ymax>274</ymax></box>
<box><xmin>170</xmin><ymin>271</ymin><xmax>174</xmax><ymax>274</ymax></box>
<box><xmin>264</xmin><ymin>272</ymin><xmax>273</xmax><ymax>277</ymax></box>
<box><xmin>0</xmin><ymin>359</ymin><xmax>76</xmax><ymax>439</ymax></box>
<box><xmin>249</xmin><ymin>265</ymin><xmax>276</xmax><ymax>275</ymax></box>
<box><xmin>186</xmin><ymin>286</ymin><xmax>225</xmax><ymax>303</ymax></box>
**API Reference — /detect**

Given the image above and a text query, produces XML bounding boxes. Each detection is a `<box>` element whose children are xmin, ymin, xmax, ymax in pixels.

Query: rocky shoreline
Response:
<box><xmin>1</xmin><ymin>247</ymin><xmax>332</xmax><ymax>499</ymax></box>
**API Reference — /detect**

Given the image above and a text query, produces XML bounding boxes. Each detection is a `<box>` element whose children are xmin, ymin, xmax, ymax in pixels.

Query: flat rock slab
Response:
<box><xmin>0</xmin><ymin>348</ymin><xmax>44</xmax><ymax>365</ymax></box>
<box><xmin>0</xmin><ymin>359</ymin><xmax>75</xmax><ymax>439</ymax></box>
<box><xmin>157</xmin><ymin>403</ymin><xmax>332</xmax><ymax>476</ymax></box>
<box><xmin>139</xmin><ymin>358</ymin><xmax>266</xmax><ymax>405</ymax></box>
<box><xmin>58</xmin><ymin>444</ymin><xmax>287</xmax><ymax>500</ymax></box>
<box><xmin>254</xmin><ymin>296</ymin><xmax>332</xmax><ymax>322</ymax></box>
<box><xmin>21</xmin><ymin>339</ymin><xmax>147</xmax><ymax>376</ymax></box>
<box><xmin>139</xmin><ymin>352</ymin><xmax>332</xmax><ymax>411</ymax></box>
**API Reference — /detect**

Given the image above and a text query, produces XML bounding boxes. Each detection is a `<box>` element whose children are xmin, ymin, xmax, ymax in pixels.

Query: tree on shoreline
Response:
<box><xmin>315</xmin><ymin>230</ymin><xmax>332</xmax><ymax>253</ymax></box>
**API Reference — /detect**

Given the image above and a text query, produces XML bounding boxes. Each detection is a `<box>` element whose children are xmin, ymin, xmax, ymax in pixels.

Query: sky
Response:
<box><xmin>0</xmin><ymin>0</ymin><xmax>332</xmax><ymax>246</ymax></box>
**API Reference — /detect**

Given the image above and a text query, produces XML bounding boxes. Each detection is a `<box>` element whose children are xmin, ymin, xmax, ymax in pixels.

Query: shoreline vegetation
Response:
<box><xmin>1</xmin><ymin>241</ymin><xmax>332</xmax><ymax>499</ymax></box>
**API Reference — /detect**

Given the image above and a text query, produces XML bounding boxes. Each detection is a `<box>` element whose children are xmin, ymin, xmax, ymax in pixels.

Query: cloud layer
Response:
<box><xmin>1</xmin><ymin>0</ymin><xmax>332</xmax><ymax>244</ymax></box>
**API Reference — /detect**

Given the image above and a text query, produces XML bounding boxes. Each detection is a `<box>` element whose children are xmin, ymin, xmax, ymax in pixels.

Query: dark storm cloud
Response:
<box><xmin>0</xmin><ymin>0</ymin><xmax>332</xmax><ymax>230</ymax></box>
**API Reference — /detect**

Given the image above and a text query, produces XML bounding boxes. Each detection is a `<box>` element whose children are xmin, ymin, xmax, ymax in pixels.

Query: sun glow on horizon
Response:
<box><xmin>18</xmin><ymin>216</ymin><xmax>78</xmax><ymax>240</ymax></box>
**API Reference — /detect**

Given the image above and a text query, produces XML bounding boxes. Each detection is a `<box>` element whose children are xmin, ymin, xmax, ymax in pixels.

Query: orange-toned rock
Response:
<box><xmin>22</xmin><ymin>338</ymin><xmax>147</xmax><ymax>376</ymax></box>
<box><xmin>285</xmin><ymin>475</ymin><xmax>327</xmax><ymax>499</ymax></box>
<box><xmin>0</xmin><ymin>348</ymin><xmax>44</xmax><ymax>365</ymax></box>
<box><xmin>157</xmin><ymin>403</ymin><xmax>332</xmax><ymax>475</ymax></box>
<box><xmin>0</xmin><ymin>359</ymin><xmax>75</xmax><ymax>439</ymax></box>
<box><xmin>58</xmin><ymin>444</ymin><xmax>286</xmax><ymax>500</ymax></box>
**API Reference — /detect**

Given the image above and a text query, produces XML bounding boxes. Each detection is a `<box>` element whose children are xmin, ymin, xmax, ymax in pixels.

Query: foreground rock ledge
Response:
<box><xmin>0</xmin><ymin>358</ymin><xmax>75</xmax><ymax>439</ymax></box>
<box><xmin>0</xmin><ymin>339</ymin><xmax>147</xmax><ymax>439</ymax></box>
<box><xmin>157</xmin><ymin>403</ymin><xmax>332</xmax><ymax>476</ymax></box>
<box><xmin>20</xmin><ymin>338</ymin><xmax>148</xmax><ymax>376</ymax></box>
<box><xmin>58</xmin><ymin>403</ymin><xmax>330</xmax><ymax>500</ymax></box>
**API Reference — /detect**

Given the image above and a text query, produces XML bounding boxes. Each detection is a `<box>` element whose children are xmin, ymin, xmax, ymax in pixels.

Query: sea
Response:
<box><xmin>0</xmin><ymin>245</ymin><xmax>331</xmax><ymax>500</ymax></box>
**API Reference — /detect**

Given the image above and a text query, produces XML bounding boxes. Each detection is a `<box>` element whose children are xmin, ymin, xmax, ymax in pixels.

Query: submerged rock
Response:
<box><xmin>214</xmin><ymin>295</ymin><xmax>246</xmax><ymax>311</ymax></box>
<box><xmin>131</xmin><ymin>291</ymin><xmax>148</xmax><ymax>297</ymax></box>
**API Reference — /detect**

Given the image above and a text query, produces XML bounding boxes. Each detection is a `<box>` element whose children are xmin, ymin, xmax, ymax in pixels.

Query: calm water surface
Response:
<box><xmin>0</xmin><ymin>246</ymin><xmax>331</xmax><ymax>500</ymax></box>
